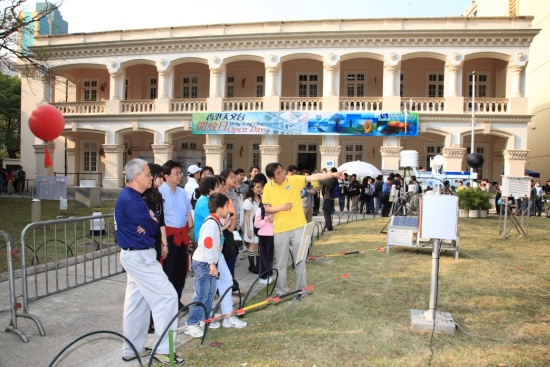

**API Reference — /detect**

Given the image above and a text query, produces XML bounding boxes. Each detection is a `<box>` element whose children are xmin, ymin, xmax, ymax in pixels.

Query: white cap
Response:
<box><xmin>187</xmin><ymin>165</ymin><xmax>201</xmax><ymax>175</ymax></box>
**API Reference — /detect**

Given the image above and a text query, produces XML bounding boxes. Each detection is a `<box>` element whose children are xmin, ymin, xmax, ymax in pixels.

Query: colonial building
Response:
<box><xmin>20</xmin><ymin>16</ymin><xmax>538</xmax><ymax>189</ymax></box>
<box><xmin>466</xmin><ymin>0</ymin><xmax>549</xmax><ymax>180</ymax></box>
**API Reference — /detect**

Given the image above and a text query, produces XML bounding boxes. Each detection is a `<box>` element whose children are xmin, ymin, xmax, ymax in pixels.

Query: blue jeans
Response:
<box><xmin>187</xmin><ymin>261</ymin><xmax>216</xmax><ymax>326</ymax></box>
<box><xmin>338</xmin><ymin>195</ymin><xmax>345</xmax><ymax>212</ymax></box>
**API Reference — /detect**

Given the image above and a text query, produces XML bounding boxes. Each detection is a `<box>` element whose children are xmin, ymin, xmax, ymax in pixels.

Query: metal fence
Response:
<box><xmin>0</xmin><ymin>230</ymin><xmax>45</xmax><ymax>342</ymax></box>
<box><xmin>1</xmin><ymin>213</ymin><xmax>123</xmax><ymax>342</ymax></box>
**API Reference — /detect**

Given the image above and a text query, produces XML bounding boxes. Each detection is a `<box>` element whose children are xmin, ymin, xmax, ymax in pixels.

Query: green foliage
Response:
<box><xmin>0</xmin><ymin>74</ymin><xmax>21</xmax><ymax>158</ymax></box>
<box><xmin>456</xmin><ymin>188</ymin><xmax>492</xmax><ymax>210</ymax></box>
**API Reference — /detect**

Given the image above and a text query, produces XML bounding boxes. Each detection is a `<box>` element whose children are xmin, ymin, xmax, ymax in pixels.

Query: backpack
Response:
<box><xmin>332</xmin><ymin>184</ymin><xmax>340</xmax><ymax>199</ymax></box>
<box><xmin>253</xmin><ymin>204</ymin><xmax>265</xmax><ymax>236</ymax></box>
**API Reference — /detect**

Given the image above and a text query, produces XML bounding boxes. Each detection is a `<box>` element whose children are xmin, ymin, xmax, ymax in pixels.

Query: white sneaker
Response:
<box><xmin>200</xmin><ymin>320</ymin><xmax>220</xmax><ymax>329</ymax></box>
<box><xmin>222</xmin><ymin>316</ymin><xmax>247</xmax><ymax>329</ymax></box>
<box><xmin>183</xmin><ymin>324</ymin><xmax>203</xmax><ymax>338</ymax></box>
<box><xmin>258</xmin><ymin>277</ymin><xmax>272</xmax><ymax>285</ymax></box>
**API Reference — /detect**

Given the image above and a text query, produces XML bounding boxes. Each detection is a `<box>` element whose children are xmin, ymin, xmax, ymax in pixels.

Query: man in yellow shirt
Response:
<box><xmin>262</xmin><ymin>162</ymin><xmax>345</xmax><ymax>298</ymax></box>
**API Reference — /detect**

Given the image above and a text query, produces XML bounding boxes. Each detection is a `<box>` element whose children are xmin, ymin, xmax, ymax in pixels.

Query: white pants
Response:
<box><xmin>216</xmin><ymin>254</ymin><xmax>233</xmax><ymax>315</ymax></box>
<box><xmin>120</xmin><ymin>248</ymin><xmax>178</xmax><ymax>356</ymax></box>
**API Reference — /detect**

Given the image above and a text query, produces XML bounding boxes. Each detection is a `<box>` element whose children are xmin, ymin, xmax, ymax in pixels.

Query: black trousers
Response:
<box><xmin>162</xmin><ymin>235</ymin><xmax>188</xmax><ymax>309</ymax></box>
<box><xmin>323</xmin><ymin>198</ymin><xmax>334</xmax><ymax>230</ymax></box>
<box><xmin>258</xmin><ymin>235</ymin><xmax>274</xmax><ymax>279</ymax></box>
<box><xmin>381</xmin><ymin>195</ymin><xmax>391</xmax><ymax>217</ymax></box>
<box><xmin>313</xmin><ymin>195</ymin><xmax>320</xmax><ymax>214</ymax></box>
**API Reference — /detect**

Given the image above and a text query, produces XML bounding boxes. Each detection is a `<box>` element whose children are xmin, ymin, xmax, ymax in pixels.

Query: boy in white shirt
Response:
<box><xmin>183</xmin><ymin>193</ymin><xmax>228</xmax><ymax>337</ymax></box>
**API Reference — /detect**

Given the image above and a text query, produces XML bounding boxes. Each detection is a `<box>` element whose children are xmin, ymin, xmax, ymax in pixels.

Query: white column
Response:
<box><xmin>106</xmin><ymin>73</ymin><xmax>122</xmax><ymax>113</ymax></box>
<box><xmin>324</xmin><ymin>65</ymin><xmax>337</xmax><ymax>96</ymax></box>
<box><xmin>444</xmin><ymin>62</ymin><xmax>464</xmax><ymax>113</ymax></box>
<box><xmin>209</xmin><ymin>68</ymin><xmax>222</xmax><ymax>98</ymax></box>
<box><xmin>265</xmin><ymin>67</ymin><xmax>278</xmax><ymax>97</ymax></box>
<box><xmin>66</xmin><ymin>147</ymin><xmax>76</xmax><ymax>186</ymax></box>
<box><xmin>109</xmin><ymin>73</ymin><xmax>121</xmax><ymax>100</ymax></box>
<box><xmin>442</xmin><ymin>147</ymin><xmax>466</xmax><ymax>172</ymax></box>
<box><xmin>102</xmin><ymin>144</ymin><xmax>124</xmax><ymax>189</ymax></box>
<box><xmin>151</xmin><ymin>144</ymin><xmax>173</xmax><ymax>165</ymax></box>
<box><xmin>41</xmin><ymin>77</ymin><xmax>51</xmax><ymax>103</ymax></box>
<box><xmin>155</xmin><ymin>69</ymin><xmax>172</xmax><ymax>113</ymax></box>
<box><xmin>203</xmin><ymin>135</ymin><xmax>224</xmax><ymax>174</ymax></box>
<box><xmin>158</xmin><ymin>70</ymin><xmax>170</xmax><ymax>99</ymax></box>
<box><xmin>319</xmin><ymin>145</ymin><xmax>341</xmax><ymax>170</ymax></box>
<box><xmin>503</xmin><ymin>149</ymin><xmax>529</xmax><ymax>177</ymax></box>
<box><xmin>383</xmin><ymin>63</ymin><xmax>401</xmax><ymax>111</ymax></box>
<box><xmin>509</xmin><ymin>65</ymin><xmax>524</xmax><ymax>98</ymax></box>
<box><xmin>264</xmin><ymin>66</ymin><xmax>281</xmax><ymax>110</ymax></box>
<box><xmin>445</xmin><ymin>64</ymin><xmax>460</xmax><ymax>97</ymax></box>
<box><xmin>383</xmin><ymin>65</ymin><xmax>399</xmax><ymax>97</ymax></box>
<box><xmin>322</xmin><ymin>62</ymin><xmax>340</xmax><ymax>110</ymax></box>
<box><xmin>33</xmin><ymin>144</ymin><xmax>48</xmax><ymax>178</ymax></box>
<box><xmin>380</xmin><ymin>136</ymin><xmax>402</xmax><ymax>171</ymax></box>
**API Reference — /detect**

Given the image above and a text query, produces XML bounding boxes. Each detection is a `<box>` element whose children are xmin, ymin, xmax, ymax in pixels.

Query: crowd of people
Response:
<box><xmin>0</xmin><ymin>166</ymin><xmax>26</xmax><ymax>195</ymax></box>
<box><xmin>115</xmin><ymin>158</ymin><xmax>550</xmax><ymax>364</ymax></box>
<box><xmin>114</xmin><ymin>159</ymin><xmax>344</xmax><ymax>364</ymax></box>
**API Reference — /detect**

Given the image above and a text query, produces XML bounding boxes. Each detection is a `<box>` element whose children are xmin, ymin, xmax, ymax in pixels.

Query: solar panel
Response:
<box><xmin>390</xmin><ymin>216</ymin><xmax>418</xmax><ymax>229</ymax></box>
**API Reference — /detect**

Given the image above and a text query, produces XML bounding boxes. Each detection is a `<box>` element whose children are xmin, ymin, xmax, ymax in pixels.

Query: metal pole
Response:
<box><xmin>427</xmin><ymin>239</ymin><xmax>440</xmax><ymax>321</ymax></box>
<box><xmin>470</xmin><ymin>71</ymin><xmax>476</xmax><ymax>181</ymax></box>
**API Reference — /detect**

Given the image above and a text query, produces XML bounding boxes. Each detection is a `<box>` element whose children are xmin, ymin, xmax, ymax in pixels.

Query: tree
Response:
<box><xmin>0</xmin><ymin>0</ymin><xmax>63</xmax><ymax>76</ymax></box>
<box><xmin>0</xmin><ymin>73</ymin><xmax>21</xmax><ymax>158</ymax></box>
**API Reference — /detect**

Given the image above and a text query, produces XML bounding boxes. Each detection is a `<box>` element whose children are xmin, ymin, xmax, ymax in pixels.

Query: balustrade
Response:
<box><xmin>223</xmin><ymin>98</ymin><xmax>264</xmax><ymax>111</ymax></box>
<box><xmin>340</xmin><ymin>98</ymin><xmax>383</xmax><ymax>111</ymax></box>
<box><xmin>121</xmin><ymin>100</ymin><xmax>155</xmax><ymax>113</ymax></box>
<box><xmin>280</xmin><ymin>98</ymin><xmax>323</xmax><ymax>111</ymax></box>
<box><xmin>51</xmin><ymin>102</ymin><xmax>105</xmax><ymax>114</ymax></box>
<box><xmin>170</xmin><ymin>98</ymin><xmax>208</xmax><ymax>112</ymax></box>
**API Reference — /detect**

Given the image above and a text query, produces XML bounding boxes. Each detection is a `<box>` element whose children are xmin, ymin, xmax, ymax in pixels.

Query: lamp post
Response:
<box><xmin>470</xmin><ymin>71</ymin><xmax>476</xmax><ymax>180</ymax></box>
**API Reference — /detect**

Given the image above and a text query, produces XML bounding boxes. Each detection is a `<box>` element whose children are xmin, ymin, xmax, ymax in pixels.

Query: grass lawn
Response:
<box><xmin>180</xmin><ymin>216</ymin><xmax>549</xmax><ymax>367</ymax></box>
<box><xmin>1</xmin><ymin>198</ymin><xmax>548</xmax><ymax>366</ymax></box>
<box><xmin>0</xmin><ymin>197</ymin><xmax>116</xmax><ymax>272</ymax></box>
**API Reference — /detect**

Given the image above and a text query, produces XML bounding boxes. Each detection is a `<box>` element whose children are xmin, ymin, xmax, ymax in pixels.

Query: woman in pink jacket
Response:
<box><xmin>254</xmin><ymin>201</ymin><xmax>274</xmax><ymax>285</ymax></box>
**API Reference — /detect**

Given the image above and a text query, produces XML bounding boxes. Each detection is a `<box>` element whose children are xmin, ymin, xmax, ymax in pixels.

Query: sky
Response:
<box><xmin>25</xmin><ymin>0</ymin><xmax>474</xmax><ymax>34</ymax></box>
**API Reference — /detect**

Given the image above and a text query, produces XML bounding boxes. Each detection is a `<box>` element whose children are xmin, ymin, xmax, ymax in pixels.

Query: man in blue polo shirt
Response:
<box><xmin>115</xmin><ymin>158</ymin><xmax>184</xmax><ymax>365</ymax></box>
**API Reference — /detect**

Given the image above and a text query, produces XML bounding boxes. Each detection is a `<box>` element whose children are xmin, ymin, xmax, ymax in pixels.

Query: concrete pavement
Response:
<box><xmin>0</xmin><ymin>211</ymin><xmax>355</xmax><ymax>367</ymax></box>
<box><xmin>0</xmin><ymin>250</ymin><xmax>263</xmax><ymax>367</ymax></box>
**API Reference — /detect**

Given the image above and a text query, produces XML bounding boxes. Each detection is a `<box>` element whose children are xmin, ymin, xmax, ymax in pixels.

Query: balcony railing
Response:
<box><xmin>51</xmin><ymin>102</ymin><xmax>105</xmax><ymax>115</ymax></box>
<box><xmin>340</xmin><ymin>98</ymin><xmax>383</xmax><ymax>111</ymax></box>
<box><xmin>170</xmin><ymin>98</ymin><xmax>208</xmax><ymax>112</ymax></box>
<box><xmin>402</xmin><ymin>98</ymin><xmax>446</xmax><ymax>113</ymax></box>
<box><xmin>464</xmin><ymin>98</ymin><xmax>508</xmax><ymax>113</ymax></box>
<box><xmin>50</xmin><ymin>96</ymin><xmax>513</xmax><ymax>116</ymax></box>
<box><xmin>223</xmin><ymin>98</ymin><xmax>263</xmax><ymax>111</ymax></box>
<box><xmin>121</xmin><ymin>100</ymin><xmax>155</xmax><ymax>113</ymax></box>
<box><xmin>280</xmin><ymin>97</ymin><xmax>323</xmax><ymax>111</ymax></box>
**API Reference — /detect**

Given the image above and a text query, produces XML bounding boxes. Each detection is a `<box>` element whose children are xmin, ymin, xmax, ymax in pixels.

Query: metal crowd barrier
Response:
<box><xmin>3</xmin><ymin>214</ymin><xmax>123</xmax><ymax>342</ymax></box>
<box><xmin>1</xmin><ymin>230</ymin><xmax>44</xmax><ymax>342</ymax></box>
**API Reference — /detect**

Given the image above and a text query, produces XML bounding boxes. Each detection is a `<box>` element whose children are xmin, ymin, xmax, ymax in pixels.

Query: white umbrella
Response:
<box><xmin>337</xmin><ymin>160</ymin><xmax>382</xmax><ymax>177</ymax></box>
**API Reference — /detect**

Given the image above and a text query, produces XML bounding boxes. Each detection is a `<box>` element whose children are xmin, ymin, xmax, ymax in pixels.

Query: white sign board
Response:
<box><xmin>501</xmin><ymin>176</ymin><xmax>531</xmax><ymax>198</ymax></box>
<box><xmin>388</xmin><ymin>228</ymin><xmax>414</xmax><ymax>247</ymax></box>
<box><xmin>420</xmin><ymin>194</ymin><xmax>458</xmax><ymax>240</ymax></box>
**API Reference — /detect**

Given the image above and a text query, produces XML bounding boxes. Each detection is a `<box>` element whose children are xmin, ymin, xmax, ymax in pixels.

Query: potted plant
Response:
<box><xmin>478</xmin><ymin>191</ymin><xmax>493</xmax><ymax>218</ymax></box>
<box><xmin>456</xmin><ymin>188</ymin><xmax>471</xmax><ymax>217</ymax></box>
<box><xmin>468</xmin><ymin>189</ymin><xmax>481</xmax><ymax>218</ymax></box>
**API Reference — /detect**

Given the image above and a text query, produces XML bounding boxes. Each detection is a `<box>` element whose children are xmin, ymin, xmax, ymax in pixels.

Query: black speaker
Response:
<box><xmin>467</xmin><ymin>153</ymin><xmax>484</xmax><ymax>169</ymax></box>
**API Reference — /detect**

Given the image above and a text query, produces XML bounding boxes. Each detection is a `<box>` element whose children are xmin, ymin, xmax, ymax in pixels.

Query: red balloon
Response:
<box><xmin>28</xmin><ymin>104</ymin><xmax>65</xmax><ymax>142</ymax></box>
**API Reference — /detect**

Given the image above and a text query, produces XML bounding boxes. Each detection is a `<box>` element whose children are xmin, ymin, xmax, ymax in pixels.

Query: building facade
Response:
<box><xmin>21</xmin><ymin>16</ymin><xmax>538</xmax><ymax>189</ymax></box>
<box><xmin>466</xmin><ymin>0</ymin><xmax>550</xmax><ymax>180</ymax></box>
<box><xmin>21</xmin><ymin>2</ymin><xmax>68</xmax><ymax>54</ymax></box>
